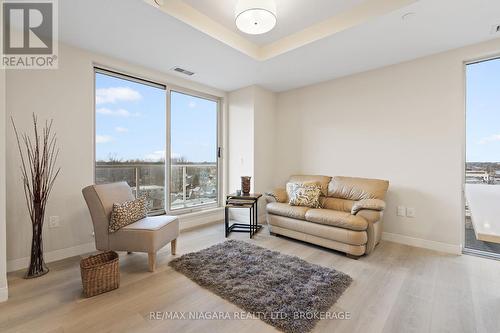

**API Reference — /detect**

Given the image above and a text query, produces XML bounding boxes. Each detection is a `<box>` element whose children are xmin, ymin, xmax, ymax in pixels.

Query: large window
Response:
<box><xmin>95</xmin><ymin>69</ymin><xmax>167</xmax><ymax>213</ymax></box>
<box><xmin>94</xmin><ymin>68</ymin><xmax>220</xmax><ymax>214</ymax></box>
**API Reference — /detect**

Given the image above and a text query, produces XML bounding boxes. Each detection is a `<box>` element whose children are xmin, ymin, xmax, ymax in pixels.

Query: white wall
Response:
<box><xmin>5</xmin><ymin>42</ymin><xmax>226</xmax><ymax>270</ymax></box>
<box><xmin>253</xmin><ymin>86</ymin><xmax>277</xmax><ymax>220</ymax></box>
<box><xmin>228</xmin><ymin>86</ymin><xmax>276</xmax><ymax>222</ymax></box>
<box><xmin>228</xmin><ymin>86</ymin><xmax>255</xmax><ymax>194</ymax></box>
<box><xmin>275</xmin><ymin>38</ymin><xmax>500</xmax><ymax>252</ymax></box>
<box><xmin>6</xmin><ymin>33</ymin><xmax>498</xmax><ymax>269</ymax></box>
<box><xmin>0</xmin><ymin>63</ymin><xmax>8</xmax><ymax>301</ymax></box>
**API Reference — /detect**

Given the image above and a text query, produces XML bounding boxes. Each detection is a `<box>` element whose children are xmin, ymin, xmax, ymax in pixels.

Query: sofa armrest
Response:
<box><xmin>265</xmin><ymin>188</ymin><xmax>288</xmax><ymax>204</ymax></box>
<box><xmin>351</xmin><ymin>199</ymin><xmax>386</xmax><ymax>215</ymax></box>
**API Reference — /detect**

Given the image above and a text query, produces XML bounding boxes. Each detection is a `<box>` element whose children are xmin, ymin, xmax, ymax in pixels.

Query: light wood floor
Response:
<box><xmin>1</xmin><ymin>222</ymin><xmax>499</xmax><ymax>333</ymax></box>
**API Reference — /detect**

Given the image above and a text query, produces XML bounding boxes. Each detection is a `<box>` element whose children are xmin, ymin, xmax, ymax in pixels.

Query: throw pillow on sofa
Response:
<box><xmin>286</xmin><ymin>182</ymin><xmax>322</xmax><ymax>208</ymax></box>
<box><xmin>109</xmin><ymin>196</ymin><xmax>147</xmax><ymax>233</ymax></box>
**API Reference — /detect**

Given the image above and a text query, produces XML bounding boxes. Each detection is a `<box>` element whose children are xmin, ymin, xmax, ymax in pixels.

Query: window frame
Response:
<box><xmin>92</xmin><ymin>66</ymin><xmax>223</xmax><ymax>216</ymax></box>
<box><xmin>166</xmin><ymin>85</ymin><xmax>223</xmax><ymax>214</ymax></box>
<box><xmin>462</xmin><ymin>55</ymin><xmax>500</xmax><ymax>257</ymax></box>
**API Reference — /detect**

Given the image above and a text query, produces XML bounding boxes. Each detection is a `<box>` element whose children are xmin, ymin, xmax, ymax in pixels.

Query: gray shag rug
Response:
<box><xmin>169</xmin><ymin>240</ymin><xmax>352</xmax><ymax>333</ymax></box>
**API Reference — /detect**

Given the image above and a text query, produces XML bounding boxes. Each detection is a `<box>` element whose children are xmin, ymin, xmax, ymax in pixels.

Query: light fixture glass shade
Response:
<box><xmin>235</xmin><ymin>0</ymin><xmax>277</xmax><ymax>35</ymax></box>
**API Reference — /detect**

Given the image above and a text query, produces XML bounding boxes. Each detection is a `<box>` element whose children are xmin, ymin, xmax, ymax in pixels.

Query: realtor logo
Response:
<box><xmin>2</xmin><ymin>0</ymin><xmax>58</xmax><ymax>69</ymax></box>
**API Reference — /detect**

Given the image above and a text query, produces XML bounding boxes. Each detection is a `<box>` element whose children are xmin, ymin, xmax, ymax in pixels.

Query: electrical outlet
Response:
<box><xmin>397</xmin><ymin>206</ymin><xmax>406</xmax><ymax>217</ymax></box>
<box><xmin>406</xmin><ymin>207</ymin><xmax>416</xmax><ymax>218</ymax></box>
<box><xmin>49</xmin><ymin>216</ymin><xmax>60</xmax><ymax>228</ymax></box>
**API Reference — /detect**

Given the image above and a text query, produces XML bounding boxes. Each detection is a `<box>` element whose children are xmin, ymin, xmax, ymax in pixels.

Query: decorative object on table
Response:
<box><xmin>225</xmin><ymin>193</ymin><xmax>262</xmax><ymax>238</ymax></box>
<box><xmin>80</xmin><ymin>251</ymin><xmax>120</xmax><ymax>297</ymax></box>
<box><xmin>236</xmin><ymin>189</ymin><xmax>242</xmax><ymax>196</ymax></box>
<box><xmin>169</xmin><ymin>240</ymin><xmax>352</xmax><ymax>333</ymax></box>
<box><xmin>11</xmin><ymin>114</ymin><xmax>60</xmax><ymax>279</ymax></box>
<box><xmin>241</xmin><ymin>176</ymin><xmax>251</xmax><ymax>194</ymax></box>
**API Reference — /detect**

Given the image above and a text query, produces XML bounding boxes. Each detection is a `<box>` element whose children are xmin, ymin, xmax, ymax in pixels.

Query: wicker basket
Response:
<box><xmin>80</xmin><ymin>251</ymin><xmax>120</xmax><ymax>297</ymax></box>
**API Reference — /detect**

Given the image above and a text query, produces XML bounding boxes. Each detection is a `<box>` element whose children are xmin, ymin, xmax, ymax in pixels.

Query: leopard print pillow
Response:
<box><xmin>109</xmin><ymin>196</ymin><xmax>147</xmax><ymax>233</ymax></box>
<box><xmin>286</xmin><ymin>182</ymin><xmax>322</xmax><ymax>208</ymax></box>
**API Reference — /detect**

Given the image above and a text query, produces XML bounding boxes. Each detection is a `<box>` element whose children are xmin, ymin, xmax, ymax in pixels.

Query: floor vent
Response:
<box><xmin>172</xmin><ymin>67</ymin><xmax>195</xmax><ymax>76</ymax></box>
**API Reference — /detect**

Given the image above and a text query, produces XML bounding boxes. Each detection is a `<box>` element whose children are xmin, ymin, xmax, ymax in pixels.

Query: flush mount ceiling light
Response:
<box><xmin>235</xmin><ymin>0</ymin><xmax>277</xmax><ymax>35</ymax></box>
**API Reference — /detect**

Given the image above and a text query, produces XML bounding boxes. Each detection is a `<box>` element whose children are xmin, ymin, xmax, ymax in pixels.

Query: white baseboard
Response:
<box><xmin>382</xmin><ymin>232</ymin><xmax>461</xmax><ymax>255</ymax></box>
<box><xmin>7</xmin><ymin>241</ymin><xmax>97</xmax><ymax>273</ymax></box>
<box><xmin>0</xmin><ymin>286</ymin><xmax>8</xmax><ymax>302</ymax></box>
<box><xmin>179</xmin><ymin>207</ymin><xmax>224</xmax><ymax>230</ymax></box>
<box><xmin>7</xmin><ymin>209</ymin><xmax>225</xmax><ymax>273</ymax></box>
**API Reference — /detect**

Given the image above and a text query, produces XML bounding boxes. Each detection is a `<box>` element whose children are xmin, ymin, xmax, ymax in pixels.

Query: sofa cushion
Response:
<box><xmin>268</xmin><ymin>214</ymin><xmax>368</xmax><ymax>246</ymax></box>
<box><xmin>320</xmin><ymin>197</ymin><xmax>355</xmax><ymax>212</ymax></box>
<box><xmin>265</xmin><ymin>188</ymin><xmax>288</xmax><ymax>203</ymax></box>
<box><xmin>286</xmin><ymin>182</ymin><xmax>322</xmax><ymax>208</ymax></box>
<box><xmin>286</xmin><ymin>181</ymin><xmax>318</xmax><ymax>205</ymax></box>
<box><xmin>328</xmin><ymin>176</ymin><xmax>389</xmax><ymax>200</ymax></box>
<box><xmin>122</xmin><ymin>215</ymin><xmax>178</xmax><ymax>231</ymax></box>
<box><xmin>109</xmin><ymin>196</ymin><xmax>147</xmax><ymax>233</ymax></box>
<box><xmin>356</xmin><ymin>210</ymin><xmax>382</xmax><ymax>224</ymax></box>
<box><xmin>266</xmin><ymin>202</ymin><xmax>310</xmax><ymax>220</ymax></box>
<box><xmin>109</xmin><ymin>215</ymin><xmax>179</xmax><ymax>253</ymax></box>
<box><xmin>289</xmin><ymin>175</ymin><xmax>331</xmax><ymax>196</ymax></box>
<box><xmin>351</xmin><ymin>198</ymin><xmax>386</xmax><ymax>214</ymax></box>
<box><xmin>305</xmin><ymin>209</ymin><xmax>368</xmax><ymax>231</ymax></box>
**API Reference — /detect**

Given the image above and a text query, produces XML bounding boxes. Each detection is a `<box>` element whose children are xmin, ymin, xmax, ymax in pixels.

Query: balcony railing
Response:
<box><xmin>95</xmin><ymin>162</ymin><xmax>218</xmax><ymax>212</ymax></box>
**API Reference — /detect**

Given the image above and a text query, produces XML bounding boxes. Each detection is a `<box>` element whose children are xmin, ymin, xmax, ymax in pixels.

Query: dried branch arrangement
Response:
<box><xmin>11</xmin><ymin>114</ymin><xmax>60</xmax><ymax>279</ymax></box>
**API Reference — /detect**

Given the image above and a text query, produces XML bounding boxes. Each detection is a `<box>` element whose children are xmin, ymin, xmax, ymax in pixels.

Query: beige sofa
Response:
<box><xmin>266</xmin><ymin>175</ymin><xmax>389</xmax><ymax>257</ymax></box>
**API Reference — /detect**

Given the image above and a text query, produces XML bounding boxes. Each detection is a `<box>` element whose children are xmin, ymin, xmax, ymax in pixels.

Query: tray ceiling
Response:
<box><xmin>59</xmin><ymin>0</ymin><xmax>500</xmax><ymax>92</ymax></box>
<box><xmin>145</xmin><ymin>0</ymin><xmax>418</xmax><ymax>60</ymax></box>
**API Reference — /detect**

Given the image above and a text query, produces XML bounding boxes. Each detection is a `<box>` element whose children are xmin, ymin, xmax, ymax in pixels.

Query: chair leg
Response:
<box><xmin>171</xmin><ymin>239</ymin><xmax>177</xmax><ymax>255</ymax></box>
<box><xmin>148</xmin><ymin>252</ymin><xmax>156</xmax><ymax>272</ymax></box>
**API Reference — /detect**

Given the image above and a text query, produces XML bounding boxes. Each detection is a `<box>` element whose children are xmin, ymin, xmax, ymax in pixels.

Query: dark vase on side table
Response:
<box><xmin>241</xmin><ymin>176</ymin><xmax>251</xmax><ymax>194</ymax></box>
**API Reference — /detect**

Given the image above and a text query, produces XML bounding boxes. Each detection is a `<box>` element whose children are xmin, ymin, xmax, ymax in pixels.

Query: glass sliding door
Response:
<box><xmin>464</xmin><ymin>57</ymin><xmax>500</xmax><ymax>257</ymax></box>
<box><xmin>169</xmin><ymin>90</ymin><xmax>219</xmax><ymax>211</ymax></box>
<box><xmin>94</xmin><ymin>68</ymin><xmax>221</xmax><ymax>215</ymax></box>
<box><xmin>94</xmin><ymin>68</ymin><xmax>167</xmax><ymax>214</ymax></box>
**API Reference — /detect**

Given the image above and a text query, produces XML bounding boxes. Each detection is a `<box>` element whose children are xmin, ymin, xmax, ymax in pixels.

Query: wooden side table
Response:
<box><xmin>225</xmin><ymin>193</ymin><xmax>262</xmax><ymax>238</ymax></box>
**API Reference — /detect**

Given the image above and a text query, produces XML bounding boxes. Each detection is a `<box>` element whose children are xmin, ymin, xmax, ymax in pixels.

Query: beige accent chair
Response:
<box><xmin>266</xmin><ymin>175</ymin><xmax>389</xmax><ymax>258</ymax></box>
<box><xmin>82</xmin><ymin>182</ymin><xmax>179</xmax><ymax>271</ymax></box>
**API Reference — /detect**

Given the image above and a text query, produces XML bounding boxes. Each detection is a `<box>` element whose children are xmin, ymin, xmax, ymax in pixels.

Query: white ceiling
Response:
<box><xmin>59</xmin><ymin>0</ymin><xmax>500</xmax><ymax>92</ymax></box>
<box><xmin>181</xmin><ymin>0</ymin><xmax>366</xmax><ymax>45</ymax></box>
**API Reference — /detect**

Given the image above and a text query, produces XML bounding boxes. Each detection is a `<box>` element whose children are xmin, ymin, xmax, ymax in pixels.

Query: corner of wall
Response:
<box><xmin>0</xmin><ymin>286</ymin><xmax>7</xmax><ymax>303</ymax></box>
<box><xmin>382</xmin><ymin>232</ymin><xmax>462</xmax><ymax>255</ymax></box>
<box><xmin>0</xmin><ymin>57</ymin><xmax>8</xmax><ymax>302</ymax></box>
<box><xmin>269</xmin><ymin>40</ymin><xmax>500</xmax><ymax>249</ymax></box>
<box><xmin>0</xmin><ymin>0</ymin><xmax>7</xmax><ymax>295</ymax></box>
<box><xmin>227</xmin><ymin>85</ymin><xmax>278</xmax><ymax>223</ymax></box>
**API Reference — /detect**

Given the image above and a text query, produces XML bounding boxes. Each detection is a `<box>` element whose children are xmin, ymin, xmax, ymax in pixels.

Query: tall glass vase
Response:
<box><xmin>26</xmin><ymin>202</ymin><xmax>49</xmax><ymax>278</ymax></box>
